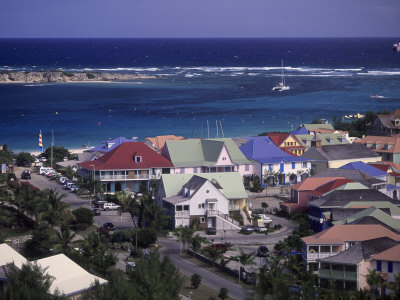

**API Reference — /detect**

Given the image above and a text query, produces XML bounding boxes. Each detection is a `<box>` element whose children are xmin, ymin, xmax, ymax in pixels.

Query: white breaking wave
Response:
<box><xmin>358</xmin><ymin>71</ymin><xmax>400</xmax><ymax>76</ymax></box>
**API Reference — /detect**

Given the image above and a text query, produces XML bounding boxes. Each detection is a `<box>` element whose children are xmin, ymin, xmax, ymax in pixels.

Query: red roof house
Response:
<box><xmin>78</xmin><ymin>142</ymin><xmax>173</xmax><ymax>193</ymax></box>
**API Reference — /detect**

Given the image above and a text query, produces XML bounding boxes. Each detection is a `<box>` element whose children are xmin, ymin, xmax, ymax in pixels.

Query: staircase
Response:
<box><xmin>207</xmin><ymin>210</ymin><xmax>241</xmax><ymax>230</ymax></box>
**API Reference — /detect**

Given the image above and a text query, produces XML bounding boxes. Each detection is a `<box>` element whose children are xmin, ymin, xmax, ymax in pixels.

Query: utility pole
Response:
<box><xmin>50</xmin><ymin>130</ymin><xmax>54</xmax><ymax>168</ymax></box>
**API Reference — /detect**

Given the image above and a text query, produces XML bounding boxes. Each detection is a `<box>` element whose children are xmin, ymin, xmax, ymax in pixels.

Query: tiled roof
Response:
<box><xmin>375</xmin><ymin>111</ymin><xmax>400</xmax><ymax>130</ymax></box>
<box><xmin>309</xmin><ymin>189</ymin><xmax>396</xmax><ymax>208</ymax></box>
<box><xmin>164</xmin><ymin>138</ymin><xmax>252</xmax><ymax>167</ymax></box>
<box><xmin>308</xmin><ymin>178</ymin><xmax>353</xmax><ymax>196</ymax></box>
<box><xmin>79</xmin><ymin>142</ymin><xmax>173</xmax><ymax>170</ymax></box>
<box><xmin>319</xmin><ymin>237</ymin><xmax>398</xmax><ymax>265</ymax></box>
<box><xmin>315</xmin><ymin>144</ymin><xmax>380</xmax><ymax>160</ymax></box>
<box><xmin>240</xmin><ymin>136</ymin><xmax>308</xmax><ymax>164</ymax></box>
<box><xmin>372</xmin><ymin>244</ymin><xmax>400</xmax><ymax>262</ymax></box>
<box><xmin>291</xmin><ymin>177</ymin><xmax>345</xmax><ymax>191</ymax></box>
<box><xmin>145</xmin><ymin>135</ymin><xmax>184</xmax><ymax>151</ymax></box>
<box><xmin>302</xmin><ymin>225</ymin><xmax>400</xmax><ymax>245</ymax></box>
<box><xmin>304</xmin><ymin>124</ymin><xmax>334</xmax><ymax>131</ymax></box>
<box><xmin>312</xmin><ymin>168</ymin><xmax>385</xmax><ymax>187</ymax></box>
<box><xmin>355</xmin><ymin>135</ymin><xmax>400</xmax><ymax>153</ymax></box>
<box><xmin>267</xmin><ymin>132</ymin><xmax>290</xmax><ymax>147</ymax></box>
<box><xmin>159</xmin><ymin>172</ymin><xmax>248</xmax><ymax>200</ymax></box>
<box><xmin>340</xmin><ymin>161</ymin><xmax>388</xmax><ymax>177</ymax></box>
<box><xmin>369</xmin><ymin>163</ymin><xmax>392</xmax><ymax>172</ymax></box>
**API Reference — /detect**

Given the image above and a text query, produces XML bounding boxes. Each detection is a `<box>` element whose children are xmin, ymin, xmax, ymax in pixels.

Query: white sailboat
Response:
<box><xmin>272</xmin><ymin>60</ymin><xmax>290</xmax><ymax>91</ymax></box>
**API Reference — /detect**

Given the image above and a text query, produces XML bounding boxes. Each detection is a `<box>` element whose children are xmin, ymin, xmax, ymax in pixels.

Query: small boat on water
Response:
<box><xmin>272</xmin><ymin>60</ymin><xmax>290</xmax><ymax>91</ymax></box>
<box><xmin>344</xmin><ymin>113</ymin><xmax>364</xmax><ymax>120</ymax></box>
<box><xmin>370</xmin><ymin>94</ymin><xmax>384</xmax><ymax>99</ymax></box>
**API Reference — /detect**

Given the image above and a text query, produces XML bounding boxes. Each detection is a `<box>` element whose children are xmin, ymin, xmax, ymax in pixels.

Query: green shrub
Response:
<box><xmin>72</xmin><ymin>207</ymin><xmax>94</xmax><ymax>225</ymax></box>
<box><xmin>86</xmin><ymin>73</ymin><xmax>95</xmax><ymax>79</ymax></box>
<box><xmin>191</xmin><ymin>274</ymin><xmax>201</xmax><ymax>289</ymax></box>
<box><xmin>62</xmin><ymin>71</ymin><xmax>74</xmax><ymax>77</ymax></box>
<box><xmin>72</xmin><ymin>223</ymin><xmax>89</xmax><ymax>231</ymax></box>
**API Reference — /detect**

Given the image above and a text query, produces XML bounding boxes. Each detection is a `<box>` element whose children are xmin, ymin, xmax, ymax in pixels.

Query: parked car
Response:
<box><xmin>102</xmin><ymin>202</ymin><xmax>121</xmax><ymax>211</ymax></box>
<box><xmin>257</xmin><ymin>245</ymin><xmax>270</xmax><ymax>257</ymax></box>
<box><xmin>58</xmin><ymin>177</ymin><xmax>67</xmax><ymax>184</ymax></box>
<box><xmin>102</xmin><ymin>222</ymin><xmax>116</xmax><ymax>231</ymax></box>
<box><xmin>211</xmin><ymin>243</ymin><xmax>228</xmax><ymax>253</ymax></box>
<box><xmin>255</xmin><ymin>226</ymin><xmax>267</xmax><ymax>233</ymax></box>
<box><xmin>92</xmin><ymin>208</ymin><xmax>101</xmax><ymax>216</ymax></box>
<box><xmin>206</xmin><ymin>227</ymin><xmax>216</xmax><ymax>235</ymax></box>
<box><xmin>125</xmin><ymin>261</ymin><xmax>136</xmax><ymax>273</ymax></box>
<box><xmin>70</xmin><ymin>185</ymin><xmax>79</xmax><ymax>193</ymax></box>
<box><xmin>93</xmin><ymin>200</ymin><xmax>107</xmax><ymax>208</ymax></box>
<box><xmin>21</xmin><ymin>170</ymin><xmax>31</xmax><ymax>180</ymax></box>
<box><xmin>258</xmin><ymin>214</ymin><xmax>273</xmax><ymax>224</ymax></box>
<box><xmin>243</xmin><ymin>225</ymin><xmax>254</xmax><ymax>232</ymax></box>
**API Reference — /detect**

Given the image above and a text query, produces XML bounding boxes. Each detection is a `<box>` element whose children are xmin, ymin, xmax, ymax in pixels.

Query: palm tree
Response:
<box><xmin>190</xmin><ymin>234</ymin><xmax>207</xmax><ymax>253</ymax></box>
<box><xmin>174</xmin><ymin>226</ymin><xmax>194</xmax><ymax>252</ymax></box>
<box><xmin>234</xmin><ymin>248</ymin><xmax>255</xmax><ymax>282</ymax></box>
<box><xmin>144</xmin><ymin>199</ymin><xmax>170</xmax><ymax>230</ymax></box>
<box><xmin>365</xmin><ymin>268</ymin><xmax>382</xmax><ymax>300</ymax></box>
<box><xmin>41</xmin><ymin>189</ymin><xmax>72</xmax><ymax>226</ymax></box>
<box><xmin>53</xmin><ymin>222</ymin><xmax>76</xmax><ymax>253</ymax></box>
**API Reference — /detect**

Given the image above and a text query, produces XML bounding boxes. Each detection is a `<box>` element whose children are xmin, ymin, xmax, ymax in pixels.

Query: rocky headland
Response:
<box><xmin>0</xmin><ymin>71</ymin><xmax>157</xmax><ymax>83</ymax></box>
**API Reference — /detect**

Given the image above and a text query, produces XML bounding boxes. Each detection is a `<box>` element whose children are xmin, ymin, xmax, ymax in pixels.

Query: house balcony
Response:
<box><xmin>305</xmin><ymin>252</ymin><xmax>337</xmax><ymax>261</ymax></box>
<box><xmin>95</xmin><ymin>174</ymin><xmax>154</xmax><ymax>181</ymax></box>
<box><xmin>318</xmin><ymin>268</ymin><xmax>357</xmax><ymax>281</ymax></box>
<box><xmin>175</xmin><ymin>211</ymin><xmax>190</xmax><ymax>218</ymax></box>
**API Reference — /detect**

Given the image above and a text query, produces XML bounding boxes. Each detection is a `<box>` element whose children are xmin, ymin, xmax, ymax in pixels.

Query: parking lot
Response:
<box><xmin>15</xmin><ymin>167</ymin><xmax>134</xmax><ymax>230</ymax></box>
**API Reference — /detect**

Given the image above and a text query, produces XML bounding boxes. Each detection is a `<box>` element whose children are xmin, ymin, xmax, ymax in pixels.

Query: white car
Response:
<box><xmin>102</xmin><ymin>202</ymin><xmax>121</xmax><ymax>211</ymax></box>
<box><xmin>259</xmin><ymin>214</ymin><xmax>273</xmax><ymax>224</ymax></box>
<box><xmin>58</xmin><ymin>177</ymin><xmax>67</xmax><ymax>184</ymax></box>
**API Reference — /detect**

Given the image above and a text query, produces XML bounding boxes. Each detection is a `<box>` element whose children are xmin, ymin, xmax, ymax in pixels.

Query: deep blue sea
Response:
<box><xmin>1</xmin><ymin>38</ymin><xmax>400</xmax><ymax>151</ymax></box>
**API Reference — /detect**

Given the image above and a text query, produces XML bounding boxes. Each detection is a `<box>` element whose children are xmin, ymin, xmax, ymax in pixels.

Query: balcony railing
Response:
<box><xmin>306</xmin><ymin>252</ymin><xmax>337</xmax><ymax>261</ymax></box>
<box><xmin>175</xmin><ymin>211</ymin><xmax>190</xmax><ymax>217</ymax></box>
<box><xmin>96</xmin><ymin>174</ymin><xmax>151</xmax><ymax>181</ymax></box>
<box><xmin>318</xmin><ymin>269</ymin><xmax>357</xmax><ymax>281</ymax></box>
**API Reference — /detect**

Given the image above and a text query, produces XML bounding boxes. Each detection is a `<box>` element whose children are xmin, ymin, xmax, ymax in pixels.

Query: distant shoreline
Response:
<box><xmin>0</xmin><ymin>71</ymin><xmax>157</xmax><ymax>84</ymax></box>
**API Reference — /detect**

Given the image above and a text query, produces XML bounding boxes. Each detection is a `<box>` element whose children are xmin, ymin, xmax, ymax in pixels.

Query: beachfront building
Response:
<box><xmin>308</xmin><ymin>189</ymin><xmax>399</xmax><ymax>232</ymax></box>
<box><xmin>317</xmin><ymin>237</ymin><xmax>399</xmax><ymax>291</ymax></box>
<box><xmin>78</xmin><ymin>142</ymin><xmax>173</xmax><ymax>193</ymax></box>
<box><xmin>145</xmin><ymin>135</ymin><xmax>184</xmax><ymax>153</ymax></box>
<box><xmin>301</xmin><ymin>224</ymin><xmax>400</xmax><ymax>271</ymax></box>
<box><xmin>279</xmin><ymin>177</ymin><xmax>352</xmax><ymax>214</ymax></box>
<box><xmin>239</xmin><ymin>136</ymin><xmax>311</xmax><ymax>186</ymax></box>
<box><xmin>355</xmin><ymin>134</ymin><xmax>400</xmax><ymax>163</ymax></box>
<box><xmin>370</xmin><ymin>109</ymin><xmax>400</xmax><ymax>136</ymax></box>
<box><xmin>0</xmin><ymin>244</ymin><xmax>108</xmax><ymax>298</ymax></box>
<box><xmin>85</xmin><ymin>136</ymin><xmax>137</xmax><ymax>154</ymax></box>
<box><xmin>161</xmin><ymin>138</ymin><xmax>254</xmax><ymax>178</ymax></box>
<box><xmin>301</xmin><ymin>144</ymin><xmax>382</xmax><ymax>174</ymax></box>
<box><xmin>155</xmin><ymin>173</ymin><xmax>247</xmax><ymax>229</ymax></box>
<box><xmin>266</xmin><ymin>132</ymin><xmax>307</xmax><ymax>156</ymax></box>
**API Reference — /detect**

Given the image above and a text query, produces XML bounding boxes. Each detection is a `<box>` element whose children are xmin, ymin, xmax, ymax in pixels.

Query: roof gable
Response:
<box><xmin>79</xmin><ymin>142</ymin><xmax>173</xmax><ymax>170</ymax></box>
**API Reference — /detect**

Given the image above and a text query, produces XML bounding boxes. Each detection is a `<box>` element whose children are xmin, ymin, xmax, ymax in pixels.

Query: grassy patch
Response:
<box><xmin>75</xmin><ymin>225</ymin><xmax>97</xmax><ymax>238</ymax></box>
<box><xmin>181</xmin><ymin>276</ymin><xmax>233</xmax><ymax>300</ymax></box>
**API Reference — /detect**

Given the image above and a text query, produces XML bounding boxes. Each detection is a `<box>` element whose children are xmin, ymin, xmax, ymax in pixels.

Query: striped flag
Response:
<box><xmin>39</xmin><ymin>130</ymin><xmax>43</xmax><ymax>152</ymax></box>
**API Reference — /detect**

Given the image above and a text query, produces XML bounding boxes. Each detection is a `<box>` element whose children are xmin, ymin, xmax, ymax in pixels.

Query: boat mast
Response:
<box><xmin>281</xmin><ymin>60</ymin><xmax>285</xmax><ymax>85</ymax></box>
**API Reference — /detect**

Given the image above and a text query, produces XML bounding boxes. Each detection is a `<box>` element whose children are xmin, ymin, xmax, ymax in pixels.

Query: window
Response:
<box><xmin>183</xmin><ymin>205</ymin><xmax>189</xmax><ymax>211</ymax></box>
<box><xmin>206</xmin><ymin>190</ymin><xmax>209</xmax><ymax>193</ymax></box>
<box><xmin>388</xmin><ymin>261</ymin><xmax>393</xmax><ymax>273</ymax></box>
<box><xmin>135</xmin><ymin>156</ymin><xmax>142</xmax><ymax>163</ymax></box>
<box><xmin>280</xmin><ymin>162</ymin><xmax>284</xmax><ymax>172</ymax></box>
<box><xmin>180</xmin><ymin>168</ymin><xmax>185</xmax><ymax>174</ymax></box>
<box><xmin>245</xmin><ymin>164</ymin><xmax>249</xmax><ymax>171</ymax></box>
<box><xmin>269</xmin><ymin>164</ymin><xmax>272</xmax><ymax>171</ymax></box>
<box><xmin>222</xmin><ymin>157</ymin><xmax>226</xmax><ymax>161</ymax></box>
<box><xmin>201</xmin><ymin>203</ymin><xmax>205</xmax><ymax>208</ymax></box>
<box><xmin>292</xmin><ymin>162</ymin><xmax>295</xmax><ymax>169</ymax></box>
<box><xmin>194</xmin><ymin>167</ymin><xmax>198</xmax><ymax>173</ymax></box>
<box><xmin>302</xmin><ymin>162</ymin><xmax>308</xmax><ymax>168</ymax></box>
<box><xmin>176</xmin><ymin>205</ymin><xmax>182</xmax><ymax>211</ymax></box>
<box><xmin>377</xmin><ymin>260</ymin><xmax>382</xmax><ymax>271</ymax></box>
<box><xmin>200</xmin><ymin>217</ymin><xmax>205</xmax><ymax>223</ymax></box>
<box><xmin>198</xmin><ymin>204</ymin><xmax>202</xmax><ymax>209</ymax></box>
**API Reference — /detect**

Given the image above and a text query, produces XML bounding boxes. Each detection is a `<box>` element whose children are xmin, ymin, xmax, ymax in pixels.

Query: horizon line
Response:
<box><xmin>0</xmin><ymin>36</ymin><xmax>398</xmax><ymax>39</ymax></box>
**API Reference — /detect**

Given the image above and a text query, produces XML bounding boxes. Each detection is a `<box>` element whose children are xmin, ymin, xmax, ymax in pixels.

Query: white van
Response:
<box><xmin>39</xmin><ymin>167</ymin><xmax>53</xmax><ymax>175</ymax></box>
<box><xmin>102</xmin><ymin>202</ymin><xmax>121</xmax><ymax>211</ymax></box>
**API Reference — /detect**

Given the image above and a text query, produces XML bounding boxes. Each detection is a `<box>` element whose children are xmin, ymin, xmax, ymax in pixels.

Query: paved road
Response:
<box><xmin>158</xmin><ymin>237</ymin><xmax>252</xmax><ymax>300</ymax></box>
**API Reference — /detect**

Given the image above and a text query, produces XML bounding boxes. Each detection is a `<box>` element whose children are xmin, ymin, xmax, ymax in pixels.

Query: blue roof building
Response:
<box><xmin>340</xmin><ymin>161</ymin><xmax>388</xmax><ymax>179</ymax></box>
<box><xmin>239</xmin><ymin>137</ymin><xmax>312</xmax><ymax>186</ymax></box>
<box><xmin>88</xmin><ymin>137</ymin><xmax>137</xmax><ymax>153</ymax></box>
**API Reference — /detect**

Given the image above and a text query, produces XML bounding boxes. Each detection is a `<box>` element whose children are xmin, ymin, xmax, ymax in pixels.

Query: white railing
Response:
<box><xmin>207</xmin><ymin>210</ymin><xmax>240</xmax><ymax>227</ymax></box>
<box><xmin>306</xmin><ymin>252</ymin><xmax>335</xmax><ymax>261</ymax></box>
<box><xmin>98</xmin><ymin>174</ymin><xmax>150</xmax><ymax>180</ymax></box>
<box><xmin>175</xmin><ymin>211</ymin><xmax>190</xmax><ymax>217</ymax></box>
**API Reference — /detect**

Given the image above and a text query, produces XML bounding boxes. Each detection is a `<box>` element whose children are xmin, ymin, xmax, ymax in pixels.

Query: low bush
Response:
<box><xmin>72</xmin><ymin>207</ymin><xmax>93</xmax><ymax>225</ymax></box>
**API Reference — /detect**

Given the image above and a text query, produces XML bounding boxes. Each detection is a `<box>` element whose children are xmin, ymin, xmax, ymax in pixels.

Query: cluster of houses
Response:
<box><xmin>52</xmin><ymin>111</ymin><xmax>400</xmax><ymax>293</ymax></box>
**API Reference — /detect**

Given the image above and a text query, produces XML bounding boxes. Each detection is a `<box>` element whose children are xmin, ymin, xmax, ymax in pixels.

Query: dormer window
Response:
<box><xmin>396</xmin><ymin>119</ymin><xmax>400</xmax><ymax>126</ymax></box>
<box><xmin>106</xmin><ymin>142</ymin><xmax>115</xmax><ymax>149</ymax></box>
<box><xmin>135</xmin><ymin>156</ymin><xmax>142</xmax><ymax>163</ymax></box>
